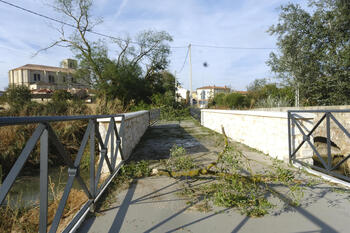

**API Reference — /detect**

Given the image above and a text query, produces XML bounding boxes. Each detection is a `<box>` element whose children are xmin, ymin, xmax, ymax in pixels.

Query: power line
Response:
<box><xmin>0</xmin><ymin>0</ymin><xmax>187</xmax><ymax>48</ymax></box>
<box><xmin>0</xmin><ymin>0</ymin><xmax>278</xmax><ymax>52</ymax></box>
<box><xmin>176</xmin><ymin>45</ymin><xmax>189</xmax><ymax>74</ymax></box>
<box><xmin>0</xmin><ymin>0</ymin><xmax>140</xmax><ymax>43</ymax></box>
<box><xmin>192</xmin><ymin>44</ymin><xmax>276</xmax><ymax>50</ymax></box>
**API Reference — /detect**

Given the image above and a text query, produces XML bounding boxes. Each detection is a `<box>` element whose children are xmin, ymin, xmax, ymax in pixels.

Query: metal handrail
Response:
<box><xmin>0</xmin><ymin>113</ymin><xmax>127</xmax><ymax>233</ymax></box>
<box><xmin>149</xmin><ymin>109</ymin><xmax>160</xmax><ymax>125</ymax></box>
<box><xmin>288</xmin><ymin>109</ymin><xmax>350</xmax><ymax>182</ymax></box>
<box><xmin>0</xmin><ymin>114</ymin><xmax>123</xmax><ymax>126</ymax></box>
<box><xmin>190</xmin><ymin>107</ymin><xmax>201</xmax><ymax>121</ymax></box>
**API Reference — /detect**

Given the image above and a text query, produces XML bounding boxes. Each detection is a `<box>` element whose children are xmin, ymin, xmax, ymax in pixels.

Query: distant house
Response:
<box><xmin>8</xmin><ymin>59</ymin><xmax>89</xmax><ymax>90</ymax></box>
<box><xmin>234</xmin><ymin>90</ymin><xmax>248</xmax><ymax>95</ymax></box>
<box><xmin>176</xmin><ymin>86</ymin><xmax>189</xmax><ymax>102</ymax></box>
<box><xmin>196</xmin><ymin>85</ymin><xmax>230</xmax><ymax>108</ymax></box>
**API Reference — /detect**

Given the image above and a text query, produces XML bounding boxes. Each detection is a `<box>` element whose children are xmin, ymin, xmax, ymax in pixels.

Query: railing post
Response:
<box><xmin>90</xmin><ymin>119</ymin><xmax>96</xmax><ymax>212</ymax></box>
<box><xmin>326</xmin><ymin>112</ymin><xmax>332</xmax><ymax>170</ymax></box>
<box><xmin>288</xmin><ymin>111</ymin><xmax>292</xmax><ymax>164</ymax></box>
<box><xmin>39</xmin><ymin>125</ymin><xmax>48</xmax><ymax>233</ymax></box>
<box><xmin>111</xmin><ymin>117</ymin><xmax>115</xmax><ymax>170</ymax></box>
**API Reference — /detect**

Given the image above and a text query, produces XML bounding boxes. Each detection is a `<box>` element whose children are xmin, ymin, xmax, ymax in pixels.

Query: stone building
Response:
<box><xmin>8</xmin><ymin>59</ymin><xmax>89</xmax><ymax>90</ymax></box>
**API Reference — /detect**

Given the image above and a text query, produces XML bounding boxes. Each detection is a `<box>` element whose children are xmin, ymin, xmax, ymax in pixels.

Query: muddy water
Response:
<box><xmin>4</xmin><ymin>167</ymin><xmax>90</xmax><ymax>208</ymax></box>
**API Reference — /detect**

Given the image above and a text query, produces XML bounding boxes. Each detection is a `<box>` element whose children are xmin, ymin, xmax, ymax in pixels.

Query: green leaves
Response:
<box><xmin>268</xmin><ymin>0</ymin><xmax>350</xmax><ymax>105</ymax></box>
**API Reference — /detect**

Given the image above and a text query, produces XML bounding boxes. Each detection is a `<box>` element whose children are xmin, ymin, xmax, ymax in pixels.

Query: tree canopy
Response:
<box><xmin>43</xmin><ymin>0</ymin><xmax>175</xmax><ymax>109</ymax></box>
<box><xmin>268</xmin><ymin>0</ymin><xmax>350</xmax><ymax>106</ymax></box>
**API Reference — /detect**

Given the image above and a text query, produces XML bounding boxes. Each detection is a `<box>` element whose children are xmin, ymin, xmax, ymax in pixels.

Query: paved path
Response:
<box><xmin>78</xmin><ymin>119</ymin><xmax>350</xmax><ymax>233</ymax></box>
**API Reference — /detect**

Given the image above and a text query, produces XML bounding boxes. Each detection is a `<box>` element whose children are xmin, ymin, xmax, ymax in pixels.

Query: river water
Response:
<box><xmin>3</xmin><ymin>166</ymin><xmax>90</xmax><ymax>208</ymax></box>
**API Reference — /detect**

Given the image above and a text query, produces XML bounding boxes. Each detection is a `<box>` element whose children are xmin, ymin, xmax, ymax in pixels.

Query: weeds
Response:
<box><xmin>160</xmin><ymin>106</ymin><xmax>191</xmax><ymax>121</ymax></box>
<box><xmin>165</xmin><ymin>145</ymin><xmax>196</xmax><ymax>172</ymax></box>
<box><xmin>165</xmin><ymin>134</ymin><xmax>308</xmax><ymax>217</ymax></box>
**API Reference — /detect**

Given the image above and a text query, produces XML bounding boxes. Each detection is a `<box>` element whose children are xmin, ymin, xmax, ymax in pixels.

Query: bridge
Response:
<box><xmin>1</xmin><ymin>109</ymin><xmax>350</xmax><ymax>232</ymax></box>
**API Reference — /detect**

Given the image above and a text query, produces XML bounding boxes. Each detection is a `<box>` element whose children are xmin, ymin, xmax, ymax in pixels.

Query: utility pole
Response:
<box><xmin>174</xmin><ymin>70</ymin><xmax>177</xmax><ymax>102</ymax></box>
<box><xmin>189</xmin><ymin>43</ymin><xmax>193</xmax><ymax>106</ymax></box>
<box><xmin>295</xmin><ymin>81</ymin><xmax>300</xmax><ymax>107</ymax></box>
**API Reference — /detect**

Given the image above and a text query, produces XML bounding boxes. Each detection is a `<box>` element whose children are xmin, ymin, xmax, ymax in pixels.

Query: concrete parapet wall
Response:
<box><xmin>201</xmin><ymin>109</ymin><xmax>314</xmax><ymax>162</ymax></box>
<box><xmin>98</xmin><ymin>110</ymin><xmax>150</xmax><ymax>173</ymax></box>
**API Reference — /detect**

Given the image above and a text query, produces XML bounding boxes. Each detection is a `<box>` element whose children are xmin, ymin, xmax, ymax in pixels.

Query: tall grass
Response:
<box><xmin>0</xmin><ymin>99</ymin><xmax>91</xmax><ymax>178</ymax></box>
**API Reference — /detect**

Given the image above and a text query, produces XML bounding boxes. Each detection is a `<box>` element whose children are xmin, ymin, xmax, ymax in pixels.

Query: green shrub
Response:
<box><xmin>52</xmin><ymin>90</ymin><xmax>72</xmax><ymax>102</ymax></box>
<box><xmin>5</xmin><ymin>86</ymin><xmax>31</xmax><ymax>109</ymax></box>
<box><xmin>211</xmin><ymin>92</ymin><xmax>248</xmax><ymax>109</ymax></box>
<box><xmin>224</xmin><ymin>93</ymin><xmax>246</xmax><ymax>109</ymax></box>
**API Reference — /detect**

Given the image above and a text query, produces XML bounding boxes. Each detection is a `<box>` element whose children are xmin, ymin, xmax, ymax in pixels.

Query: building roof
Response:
<box><xmin>197</xmin><ymin>85</ymin><xmax>230</xmax><ymax>90</ymax></box>
<box><xmin>235</xmin><ymin>91</ymin><xmax>248</xmax><ymax>95</ymax></box>
<box><xmin>10</xmin><ymin>64</ymin><xmax>74</xmax><ymax>73</ymax></box>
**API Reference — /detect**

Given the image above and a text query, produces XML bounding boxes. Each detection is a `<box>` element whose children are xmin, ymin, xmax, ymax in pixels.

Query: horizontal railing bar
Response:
<box><xmin>292</xmin><ymin>159</ymin><xmax>350</xmax><ymax>182</ymax></box>
<box><xmin>288</xmin><ymin>109</ymin><xmax>350</xmax><ymax>113</ymax></box>
<box><xmin>62</xmin><ymin>200</ymin><xmax>93</xmax><ymax>233</ymax></box>
<box><xmin>94</xmin><ymin>161</ymin><xmax>125</xmax><ymax>203</ymax></box>
<box><xmin>0</xmin><ymin>114</ymin><xmax>124</xmax><ymax>126</ymax></box>
<box><xmin>330</xmin><ymin>154</ymin><xmax>350</xmax><ymax>171</ymax></box>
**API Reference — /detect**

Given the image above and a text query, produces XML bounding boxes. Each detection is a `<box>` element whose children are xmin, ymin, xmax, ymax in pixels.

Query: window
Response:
<box><xmin>49</xmin><ymin>75</ymin><xmax>55</xmax><ymax>83</ymax></box>
<box><xmin>200</xmin><ymin>90</ymin><xmax>206</xmax><ymax>100</ymax></box>
<box><xmin>71</xmin><ymin>77</ymin><xmax>76</xmax><ymax>83</ymax></box>
<box><xmin>63</xmin><ymin>76</ymin><xmax>66</xmax><ymax>83</ymax></box>
<box><xmin>34</xmin><ymin>74</ymin><xmax>40</xmax><ymax>82</ymax></box>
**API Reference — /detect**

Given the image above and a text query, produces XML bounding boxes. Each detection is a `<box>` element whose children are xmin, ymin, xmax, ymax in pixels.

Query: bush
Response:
<box><xmin>5</xmin><ymin>86</ymin><xmax>31</xmax><ymax>108</ymax></box>
<box><xmin>211</xmin><ymin>92</ymin><xmax>248</xmax><ymax>109</ymax></box>
<box><xmin>73</xmin><ymin>89</ymin><xmax>88</xmax><ymax>100</ymax></box>
<box><xmin>255</xmin><ymin>95</ymin><xmax>291</xmax><ymax>108</ymax></box>
<box><xmin>52</xmin><ymin>90</ymin><xmax>72</xmax><ymax>102</ymax></box>
<box><xmin>224</xmin><ymin>93</ymin><xmax>246</xmax><ymax>109</ymax></box>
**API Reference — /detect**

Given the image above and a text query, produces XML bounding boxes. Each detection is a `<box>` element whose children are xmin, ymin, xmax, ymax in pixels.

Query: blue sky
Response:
<box><xmin>0</xmin><ymin>0</ymin><xmax>308</xmax><ymax>91</ymax></box>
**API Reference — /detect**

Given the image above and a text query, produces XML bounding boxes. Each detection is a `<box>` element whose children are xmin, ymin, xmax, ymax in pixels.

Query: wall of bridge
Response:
<box><xmin>201</xmin><ymin>109</ymin><xmax>314</xmax><ymax>162</ymax></box>
<box><xmin>98</xmin><ymin>110</ymin><xmax>150</xmax><ymax>172</ymax></box>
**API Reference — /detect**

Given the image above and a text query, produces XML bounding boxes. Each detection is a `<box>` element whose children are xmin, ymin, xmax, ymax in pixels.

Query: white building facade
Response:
<box><xmin>8</xmin><ymin>59</ymin><xmax>89</xmax><ymax>90</ymax></box>
<box><xmin>176</xmin><ymin>86</ymin><xmax>189</xmax><ymax>102</ymax></box>
<box><xmin>196</xmin><ymin>85</ymin><xmax>230</xmax><ymax>108</ymax></box>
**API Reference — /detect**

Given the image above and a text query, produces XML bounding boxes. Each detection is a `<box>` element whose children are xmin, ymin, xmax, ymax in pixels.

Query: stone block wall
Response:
<box><xmin>201</xmin><ymin>109</ymin><xmax>314</xmax><ymax>162</ymax></box>
<box><xmin>98</xmin><ymin>110</ymin><xmax>150</xmax><ymax>173</ymax></box>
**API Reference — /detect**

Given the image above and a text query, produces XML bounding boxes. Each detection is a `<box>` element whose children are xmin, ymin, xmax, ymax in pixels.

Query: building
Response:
<box><xmin>235</xmin><ymin>90</ymin><xmax>248</xmax><ymax>95</ymax></box>
<box><xmin>196</xmin><ymin>85</ymin><xmax>230</xmax><ymax>108</ymax></box>
<box><xmin>175</xmin><ymin>86</ymin><xmax>189</xmax><ymax>102</ymax></box>
<box><xmin>8</xmin><ymin>59</ymin><xmax>89</xmax><ymax>90</ymax></box>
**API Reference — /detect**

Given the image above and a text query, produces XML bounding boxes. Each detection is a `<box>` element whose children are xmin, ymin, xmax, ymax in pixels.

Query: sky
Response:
<box><xmin>0</xmin><ymin>0</ymin><xmax>308</xmax><ymax>91</ymax></box>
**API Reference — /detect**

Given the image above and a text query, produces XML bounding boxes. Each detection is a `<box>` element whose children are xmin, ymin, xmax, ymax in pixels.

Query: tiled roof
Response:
<box><xmin>11</xmin><ymin>64</ymin><xmax>74</xmax><ymax>73</ymax></box>
<box><xmin>235</xmin><ymin>91</ymin><xmax>248</xmax><ymax>95</ymax></box>
<box><xmin>197</xmin><ymin>85</ymin><xmax>230</xmax><ymax>90</ymax></box>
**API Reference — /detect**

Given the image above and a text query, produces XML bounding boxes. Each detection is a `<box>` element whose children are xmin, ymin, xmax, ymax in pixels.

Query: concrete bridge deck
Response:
<box><xmin>78</xmin><ymin>119</ymin><xmax>350</xmax><ymax>233</ymax></box>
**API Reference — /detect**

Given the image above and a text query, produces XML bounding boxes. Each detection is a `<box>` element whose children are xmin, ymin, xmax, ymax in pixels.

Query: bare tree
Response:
<box><xmin>38</xmin><ymin>0</ymin><xmax>103</xmax><ymax>83</ymax></box>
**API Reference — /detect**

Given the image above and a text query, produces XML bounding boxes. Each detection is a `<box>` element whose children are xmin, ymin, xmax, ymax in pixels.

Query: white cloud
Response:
<box><xmin>114</xmin><ymin>0</ymin><xmax>129</xmax><ymax>19</ymax></box>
